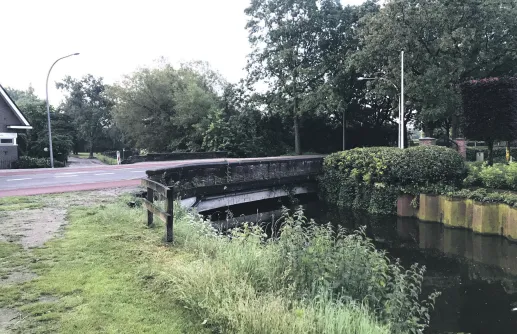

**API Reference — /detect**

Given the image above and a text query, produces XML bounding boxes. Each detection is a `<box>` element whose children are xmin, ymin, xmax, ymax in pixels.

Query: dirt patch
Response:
<box><xmin>38</xmin><ymin>295</ymin><xmax>59</xmax><ymax>303</ymax></box>
<box><xmin>0</xmin><ymin>208</ymin><xmax>67</xmax><ymax>249</ymax></box>
<box><xmin>0</xmin><ymin>187</ymin><xmax>141</xmax><ymax>249</ymax></box>
<box><xmin>0</xmin><ymin>308</ymin><xmax>20</xmax><ymax>333</ymax></box>
<box><xmin>0</xmin><ymin>271</ymin><xmax>37</xmax><ymax>285</ymax></box>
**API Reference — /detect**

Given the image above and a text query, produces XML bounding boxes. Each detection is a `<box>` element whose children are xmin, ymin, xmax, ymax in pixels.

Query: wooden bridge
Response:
<box><xmin>141</xmin><ymin>156</ymin><xmax>324</xmax><ymax>242</ymax></box>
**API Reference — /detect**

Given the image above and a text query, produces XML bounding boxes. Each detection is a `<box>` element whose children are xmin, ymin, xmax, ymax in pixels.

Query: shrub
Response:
<box><xmin>164</xmin><ymin>206</ymin><xmax>439</xmax><ymax>333</ymax></box>
<box><xmin>463</xmin><ymin>162</ymin><xmax>483</xmax><ymax>187</ymax></box>
<box><xmin>505</xmin><ymin>163</ymin><xmax>517</xmax><ymax>190</ymax></box>
<box><xmin>462</xmin><ymin>161</ymin><xmax>517</xmax><ymax>191</ymax></box>
<box><xmin>320</xmin><ymin>146</ymin><xmax>466</xmax><ymax>214</ymax></box>
<box><xmin>395</xmin><ymin>146</ymin><xmax>467</xmax><ymax>187</ymax></box>
<box><xmin>11</xmin><ymin>156</ymin><xmax>65</xmax><ymax>169</ymax></box>
<box><xmin>478</xmin><ymin>164</ymin><xmax>507</xmax><ymax>189</ymax></box>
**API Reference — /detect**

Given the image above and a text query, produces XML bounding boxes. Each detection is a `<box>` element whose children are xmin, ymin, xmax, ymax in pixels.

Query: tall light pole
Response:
<box><xmin>358</xmin><ymin>76</ymin><xmax>401</xmax><ymax>147</ymax></box>
<box><xmin>400</xmin><ymin>51</ymin><xmax>405</xmax><ymax>149</ymax></box>
<box><xmin>46</xmin><ymin>53</ymin><xmax>80</xmax><ymax>168</ymax></box>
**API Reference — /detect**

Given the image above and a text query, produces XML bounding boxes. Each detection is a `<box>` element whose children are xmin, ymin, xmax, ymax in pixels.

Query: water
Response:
<box><xmin>205</xmin><ymin>197</ymin><xmax>517</xmax><ymax>334</ymax></box>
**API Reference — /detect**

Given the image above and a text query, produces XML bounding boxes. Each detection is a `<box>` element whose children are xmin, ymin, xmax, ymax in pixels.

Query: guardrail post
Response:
<box><xmin>165</xmin><ymin>187</ymin><xmax>174</xmax><ymax>242</ymax></box>
<box><xmin>147</xmin><ymin>187</ymin><xmax>154</xmax><ymax>227</ymax></box>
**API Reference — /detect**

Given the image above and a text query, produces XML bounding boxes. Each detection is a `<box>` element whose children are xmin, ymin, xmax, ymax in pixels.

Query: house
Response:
<box><xmin>0</xmin><ymin>84</ymin><xmax>32</xmax><ymax>169</ymax></box>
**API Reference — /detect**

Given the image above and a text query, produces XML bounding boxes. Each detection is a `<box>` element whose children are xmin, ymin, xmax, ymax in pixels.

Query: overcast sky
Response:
<box><xmin>1</xmin><ymin>0</ymin><xmax>365</xmax><ymax>106</ymax></box>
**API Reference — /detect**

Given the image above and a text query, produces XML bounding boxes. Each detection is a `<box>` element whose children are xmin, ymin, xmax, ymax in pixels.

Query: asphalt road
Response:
<box><xmin>0</xmin><ymin>158</ymin><xmax>231</xmax><ymax>197</ymax></box>
<box><xmin>0</xmin><ymin>155</ymin><xmax>324</xmax><ymax>198</ymax></box>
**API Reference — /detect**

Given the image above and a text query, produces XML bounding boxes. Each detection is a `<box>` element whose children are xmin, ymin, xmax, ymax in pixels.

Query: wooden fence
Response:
<box><xmin>141</xmin><ymin>179</ymin><xmax>174</xmax><ymax>242</ymax></box>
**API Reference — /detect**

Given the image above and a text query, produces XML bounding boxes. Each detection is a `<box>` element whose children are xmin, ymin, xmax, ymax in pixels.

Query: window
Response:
<box><xmin>0</xmin><ymin>139</ymin><xmax>13</xmax><ymax>144</ymax></box>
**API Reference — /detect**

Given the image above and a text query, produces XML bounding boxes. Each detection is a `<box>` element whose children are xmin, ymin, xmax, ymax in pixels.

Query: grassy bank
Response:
<box><xmin>0</xmin><ymin>192</ymin><xmax>436</xmax><ymax>333</ymax></box>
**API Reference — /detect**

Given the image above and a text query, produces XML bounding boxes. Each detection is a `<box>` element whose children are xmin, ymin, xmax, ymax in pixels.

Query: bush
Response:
<box><xmin>463</xmin><ymin>162</ymin><xmax>517</xmax><ymax>191</ymax></box>
<box><xmin>164</xmin><ymin>206</ymin><xmax>439</xmax><ymax>333</ymax></box>
<box><xmin>320</xmin><ymin>146</ymin><xmax>466</xmax><ymax>214</ymax></box>
<box><xmin>478</xmin><ymin>164</ymin><xmax>507</xmax><ymax>189</ymax></box>
<box><xmin>396</xmin><ymin>146</ymin><xmax>467</xmax><ymax>187</ymax></box>
<box><xmin>11</xmin><ymin>156</ymin><xmax>65</xmax><ymax>169</ymax></box>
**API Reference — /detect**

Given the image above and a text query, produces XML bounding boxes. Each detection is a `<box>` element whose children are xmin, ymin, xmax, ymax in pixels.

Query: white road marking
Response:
<box><xmin>130</xmin><ymin>171</ymin><xmax>145</xmax><ymax>173</ymax></box>
<box><xmin>55</xmin><ymin>175</ymin><xmax>78</xmax><ymax>178</ymax></box>
<box><xmin>7</xmin><ymin>178</ymin><xmax>32</xmax><ymax>182</ymax></box>
<box><xmin>122</xmin><ymin>168</ymin><xmax>136</xmax><ymax>170</ymax></box>
<box><xmin>55</xmin><ymin>171</ymin><xmax>91</xmax><ymax>175</ymax></box>
<box><xmin>94</xmin><ymin>173</ymin><xmax>115</xmax><ymax>176</ymax></box>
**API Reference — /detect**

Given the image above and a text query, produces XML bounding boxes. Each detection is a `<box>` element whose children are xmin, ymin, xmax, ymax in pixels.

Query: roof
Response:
<box><xmin>0</xmin><ymin>84</ymin><xmax>32</xmax><ymax>128</ymax></box>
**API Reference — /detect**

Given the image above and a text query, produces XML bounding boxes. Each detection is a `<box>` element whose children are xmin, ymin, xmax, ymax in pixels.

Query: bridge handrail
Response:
<box><xmin>146</xmin><ymin>156</ymin><xmax>324</xmax><ymax>188</ymax></box>
<box><xmin>141</xmin><ymin>156</ymin><xmax>324</xmax><ymax>243</ymax></box>
<box><xmin>140</xmin><ymin>178</ymin><xmax>174</xmax><ymax>242</ymax></box>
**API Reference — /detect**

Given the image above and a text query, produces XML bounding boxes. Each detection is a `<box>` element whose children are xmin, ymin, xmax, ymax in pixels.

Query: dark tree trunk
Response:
<box><xmin>451</xmin><ymin>114</ymin><xmax>459</xmax><ymax>139</ymax></box>
<box><xmin>294</xmin><ymin>116</ymin><xmax>301</xmax><ymax>155</ymax></box>
<box><xmin>89</xmin><ymin>139</ymin><xmax>94</xmax><ymax>159</ymax></box>
<box><xmin>404</xmin><ymin>123</ymin><xmax>409</xmax><ymax>148</ymax></box>
<box><xmin>487</xmin><ymin>140</ymin><xmax>494</xmax><ymax>166</ymax></box>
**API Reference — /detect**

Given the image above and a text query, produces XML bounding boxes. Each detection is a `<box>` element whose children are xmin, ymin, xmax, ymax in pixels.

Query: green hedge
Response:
<box><xmin>466</xmin><ymin>147</ymin><xmax>517</xmax><ymax>163</ymax></box>
<box><xmin>319</xmin><ymin>146</ymin><xmax>466</xmax><ymax>214</ymax></box>
<box><xmin>11</xmin><ymin>156</ymin><xmax>65</xmax><ymax>169</ymax></box>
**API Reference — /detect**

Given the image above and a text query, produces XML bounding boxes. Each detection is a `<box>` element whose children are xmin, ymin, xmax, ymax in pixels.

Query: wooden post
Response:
<box><xmin>165</xmin><ymin>187</ymin><xmax>174</xmax><ymax>242</ymax></box>
<box><xmin>147</xmin><ymin>187</ymin><xmax>154</xmax><ymax>227</ymax></box>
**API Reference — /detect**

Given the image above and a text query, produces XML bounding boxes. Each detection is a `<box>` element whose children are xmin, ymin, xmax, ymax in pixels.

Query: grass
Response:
<box><xmin>72</xmin><ymin>152</ymin><xmax>118</xmax><ymax>165</ymax></box>
<box><xmin>94</xmin><ymin>153</ymin><xmax>118</xmax><ymax>165</ymax></box>
<box><xmin>0</xmin><ymin>195</ymin><xmax>206</xmax><ymax>333</ymax></box>
<box><xmin>0</xmin><ymin>196</ymin><xmax>44</xmax><ymax>211</ymax></box>
<box><xmin>0</xmin><ymin>193</ymin><xmax>434</xmax><ymax>333</ymax></box>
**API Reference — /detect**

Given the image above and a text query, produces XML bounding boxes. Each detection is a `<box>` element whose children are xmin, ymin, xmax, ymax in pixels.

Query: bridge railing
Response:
<box><xmin>142</xmin><ymin>156</ymin><xmax>324</xmax><ymax>242</ymax></box>
<box><xmin>146</xmin><ymin>156</ymin><xmax>323</xmax><ymax>197</ymax></box>
<box><xmin>141</xmin><ymin>178</ymin><xmax>174</xmax><ymax>242</ymax></box>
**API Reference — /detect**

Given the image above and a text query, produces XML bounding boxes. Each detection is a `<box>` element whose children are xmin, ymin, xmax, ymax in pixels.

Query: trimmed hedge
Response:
<box><xmin>319</xmin><ymin>146</ymin><xmax>466</xmax><ymax>214</ymax></box>
<box><xmin>11</xmin><ymin>156</ymin><xmax>65</xmax><ymax>169</ymax></box>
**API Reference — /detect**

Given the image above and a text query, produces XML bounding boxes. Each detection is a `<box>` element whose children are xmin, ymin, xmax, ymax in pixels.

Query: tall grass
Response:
<box><xmin>150</xmin><ymin>206</ymin><xmax>439</xmax><ymax>334</ymax></box>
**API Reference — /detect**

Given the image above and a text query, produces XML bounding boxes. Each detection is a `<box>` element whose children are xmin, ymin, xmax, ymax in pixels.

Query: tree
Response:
<box><xmin>355</xmin><ymin>0</ymin><xmax>517</xmax><ymax>139</ymax></box>
<box><xmin>111</xmin><ymin>61</ymin><xmax>223</xmax><ymax>152</ymax></box>
<box><xmin>4</xmin><ymin>87</ymin><xmax>75</xmax><ymax>162</ymax></box>
<box><xmin>461</xmin><ymin>77</ymin><xmax>517</xmax><ymax>165</ymax></box>
<box><xmin>202</xmin><ymin>84</ymin><xmax>290</xmax><ymax>157</ymax></box>
<box><xmin>58</xmin><ymin>75</ymin><xmax>113</xmax><ymax>158</ymax></box>
<box><xmin>245</xmin><ymin>0</ymin><xmax>327</xmax><ymax>155</ymax></box>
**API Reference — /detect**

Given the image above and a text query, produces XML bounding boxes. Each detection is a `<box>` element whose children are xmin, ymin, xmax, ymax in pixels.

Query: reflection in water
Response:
<box><xmin>315</xmin><ymin>205</ymin><xmax>517</xmax><ymax>334</ymax></box>
<box><xmin>207</xmin><ymin>199</ymin><xmax>517</xmax><ymax>334</ymax></box>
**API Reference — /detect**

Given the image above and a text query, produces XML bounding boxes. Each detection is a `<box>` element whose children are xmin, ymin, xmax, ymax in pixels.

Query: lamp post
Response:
<box><xmin>357</xmin><ymin>52</ymin><xmax>405</xmax><ymax>148</ymax></box>
<box><xmin>46</xmin><ymin>53</ymin><xmax>79</xmax><ymax>168</ymax></box>
<box><xmin>400</xmin><ymin>51</ymin><xmax>405</xmax><ymax>149</ymax></box>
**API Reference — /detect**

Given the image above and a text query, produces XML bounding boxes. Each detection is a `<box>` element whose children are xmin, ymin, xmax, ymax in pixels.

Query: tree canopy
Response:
<box><xmin>58</xmin><ymin>75</ymin><xmax>114</xmax><ymax>158</ymax></box>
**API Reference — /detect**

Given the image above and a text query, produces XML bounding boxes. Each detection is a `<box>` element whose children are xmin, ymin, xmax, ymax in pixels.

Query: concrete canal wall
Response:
<box><xmin>398</xmin><ymin>194</ymin><xmax>517</xmax><ymax>241</ymax></box>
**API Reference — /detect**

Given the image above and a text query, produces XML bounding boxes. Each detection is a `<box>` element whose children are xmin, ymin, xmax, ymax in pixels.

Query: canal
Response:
<box><xmin>204</xmin><ymin>195</ymin><xmax>517</xmax><ymax>334</ymax></box>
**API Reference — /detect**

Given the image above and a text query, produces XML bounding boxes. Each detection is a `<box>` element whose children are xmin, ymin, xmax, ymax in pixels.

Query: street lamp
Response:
<box><xmin>357</xmin><ymin>53</ymin><xmax>405</xmax><ymax>149</ymax></box>
<box><xmin>46</xmin><ymin>53</ymin><xmax>80</xmax><ymax>168</ymax></box>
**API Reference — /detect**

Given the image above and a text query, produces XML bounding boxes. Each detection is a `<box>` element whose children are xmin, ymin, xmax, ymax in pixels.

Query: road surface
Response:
<box><xmin>0</xmin><ymin>156</ymin><xmax>323</xmax><ymax>197</ymax></box>
<box><xmin>0</xmin><ymin>158</ymin><xmax>231</xmax><ymax>197</ymax></box>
